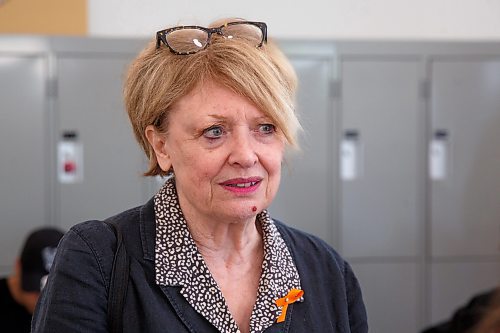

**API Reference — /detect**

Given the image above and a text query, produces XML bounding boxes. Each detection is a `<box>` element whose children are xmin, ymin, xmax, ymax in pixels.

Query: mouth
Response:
<box><xmin>225</xmin><ymin>181</ymin><xmax>260</xmax><ymax>188</ymax></box>
<box><xmin>219</xmin><ymin>177</ymin><xmax>262</xmax><ymax>193</ymax></box>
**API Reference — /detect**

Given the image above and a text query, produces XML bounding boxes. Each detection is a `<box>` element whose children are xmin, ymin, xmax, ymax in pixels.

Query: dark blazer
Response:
<box><xmin>32</xmin><ymin>198</ymin><xmax>368</xmax><ymax>333</ymax></box>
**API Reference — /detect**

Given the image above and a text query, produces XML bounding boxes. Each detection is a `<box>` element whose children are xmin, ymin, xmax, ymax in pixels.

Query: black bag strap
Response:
<box><xmin>103</xmin><ymin>220</ymin><xmax>130</xmax><ymax>333</ymax></box>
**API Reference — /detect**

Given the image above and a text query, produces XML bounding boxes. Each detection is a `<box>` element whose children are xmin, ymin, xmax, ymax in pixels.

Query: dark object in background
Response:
<box><xmin>0</xmin><ymin>227</ymin><xmax>64</xmax><ymax>333</ymax></box>
<box><xmin>422</xmin><ymin>288</ymin><xmax>497</xmax><ymax>333</ymax></box>
<box><xmin>20</xmin><ymin>228</ymin><xmax>65</xmax><ymax>292</ymax></box>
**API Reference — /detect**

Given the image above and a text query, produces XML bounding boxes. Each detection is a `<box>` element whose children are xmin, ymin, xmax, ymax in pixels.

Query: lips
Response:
<box><xmin>219</xmin><ymin>177</ymin><xmax>262</xmax><ymax>193</ymax></box>
<box><xmin>225</xmin><ymin>181</ymin><xmax>259</xmax><ymax>188</ymax></box>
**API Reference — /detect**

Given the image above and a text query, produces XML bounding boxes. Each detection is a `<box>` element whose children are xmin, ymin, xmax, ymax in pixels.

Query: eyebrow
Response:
<box><xmin>206</xmin><ymin>114</ymin><xmax>227</xmax><ymax>121</ymax></box>
<box><xmin>206</xmin><ymin>114</ymin><xmax>273</xmax><ymax>122</ymax></box>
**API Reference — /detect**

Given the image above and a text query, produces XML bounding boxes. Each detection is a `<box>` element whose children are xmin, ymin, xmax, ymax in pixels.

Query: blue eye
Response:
<box><xmin>258</xmin><ymin>124</ymin><xmax>276</xmax><ymax>134</ymax></box>
<box><xmin>203</xmin><ymin>125</ymin><xmax>224</xmax><ymax>139</ymax></box>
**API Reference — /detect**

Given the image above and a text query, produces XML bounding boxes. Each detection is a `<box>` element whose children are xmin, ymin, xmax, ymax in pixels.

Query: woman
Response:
<box><xmin>32</xmin><ymin>19</ymin><xmax>367</xmax><ymax>332</ymax></box>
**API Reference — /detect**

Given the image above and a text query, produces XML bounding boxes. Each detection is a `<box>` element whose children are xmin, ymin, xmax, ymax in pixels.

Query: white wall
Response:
<box><xmin>89</xmin><ymin>0</ymin><xmax>500</xmax><ymax>40</ymax></box>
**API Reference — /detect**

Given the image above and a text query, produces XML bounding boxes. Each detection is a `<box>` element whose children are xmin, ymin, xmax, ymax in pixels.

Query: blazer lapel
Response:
<box><xmin>161</xmin><ymin>285</ymin><xmax>219</xmax><ymax>333</ymax></box>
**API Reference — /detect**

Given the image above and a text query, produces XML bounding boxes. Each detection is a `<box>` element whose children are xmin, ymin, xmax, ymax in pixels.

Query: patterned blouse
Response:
<box><xmin>154</xmin><ymin>178</ymin><xmax>303</xmax><ymax>333</ymax></box>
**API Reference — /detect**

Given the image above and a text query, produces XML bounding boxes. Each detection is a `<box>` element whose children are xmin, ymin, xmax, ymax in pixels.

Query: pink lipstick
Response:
<box><xmin>219</xmin><ymin>177</ymin><xmax>262</xmax><ymax>194</ymax></box>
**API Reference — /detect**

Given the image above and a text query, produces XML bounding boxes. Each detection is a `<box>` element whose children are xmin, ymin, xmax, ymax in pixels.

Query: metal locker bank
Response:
<box><xmin>0</xmin><ymin>36</ymin><xmax>155</xmax><ymax>269</ymax></box>
<box><xmin>334</xmin><ymin>41</ymin><xmax>500</xmax><ymax>332</ymax></box>
<box><xmin>1</xmin><ymin>36</ymin><xmax>500</xmax><ymax>333</ymax></box>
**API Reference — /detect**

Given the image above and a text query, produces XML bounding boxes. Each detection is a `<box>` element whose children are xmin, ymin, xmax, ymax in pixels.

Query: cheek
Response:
<box><xmin>262</xmin><ymin>145</ymin><xmax>284</xmax><ymax>192</ymax></box>
<box><xmin>264</xmin><ymin>160</ymin><xmax>282</xmax><ymax>205</ymax></box>
<box><xmin>185</xmin><ymin>152</ymin><xmax>225</xmax><ymax>184</ymax></box>
<box><xmin>170</xmin><ymin>146</ymin><xmax>199</xmax><ymax>171</ymax></box>
<box><xmin>266</xmin><ymin>144</ymin><xmax>285</xmax><ymax>175</ymax></box>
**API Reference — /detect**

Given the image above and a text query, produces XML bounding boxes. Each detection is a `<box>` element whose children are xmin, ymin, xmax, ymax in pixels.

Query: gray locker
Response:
<box><xmin>340</xmin><ymin>58</ymin><xmax>423</xmax><ymax>258</ymax></box>
<box><xmin>430</xmin><ymin>59</ymin><xmax>500</xmax><ymax>257</ymax></box>
<box><xmin>338</xmin><ymin>55</ymin><xmax>425</xmax><ymax>333</ymax></box>
<box><xmin>0</xmin><ymin>54</ymin><xmax>48</xmax><ymax>275</ymax></box>
<box><xmin>428</xmin><ymin>58</ymin><xmax>500</xmax><ymax>324</ymax></box>
<box><xmin>56</xmin><ymin>55</ymin><xmax>146</xmax><ymax>229</ymax></box>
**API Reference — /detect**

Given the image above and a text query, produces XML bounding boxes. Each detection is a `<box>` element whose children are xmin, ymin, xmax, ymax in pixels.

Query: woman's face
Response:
<box><xmin>149</xmin><ymin>81</ymin><xmax>285</xmax><ymax>224</ymax></box>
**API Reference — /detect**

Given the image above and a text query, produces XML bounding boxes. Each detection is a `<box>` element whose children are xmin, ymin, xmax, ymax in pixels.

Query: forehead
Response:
<box><xmin>172</xmin><ymin>81</ymin><xmax>270</xmax><ymax>120</ymax></box>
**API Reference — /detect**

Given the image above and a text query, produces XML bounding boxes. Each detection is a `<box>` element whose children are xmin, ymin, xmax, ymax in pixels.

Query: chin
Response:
<box><xmin>221</xmin><ymin>205</ymin><xmax>260</xmax><ymax>223</ymax></box>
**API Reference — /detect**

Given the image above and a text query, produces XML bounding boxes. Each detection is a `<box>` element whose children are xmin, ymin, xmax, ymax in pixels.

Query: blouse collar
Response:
<box><xmin>154</xmin><ymin>178</ymin><xmax>302</xmax><ymax>332</ymax></box>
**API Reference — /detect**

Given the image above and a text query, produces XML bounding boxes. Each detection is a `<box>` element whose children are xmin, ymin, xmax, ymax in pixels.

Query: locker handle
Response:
<box><xmin>434</xmin><ymin>129</ymin><xmax>449</xmax><ymax>140</ymax></box>
<box><xmin>341</xmin><ymin>129</ymin><xmax>361</xmax><ymax>181</ymax></box>
<box><xmin>430</xmin><ymin>129</ymin><xmax>449</xmax><ymax>181</ymax></box>
<box><xmin>62</xmin><ymin>130</ymin><xmax>78</xmax><ymax>140</ymax></box>
<box><xmin>58</xmin><ymin>130</ymin><xmax>84</xmax><ymax>184</ymax></box>
<box><xmin>344</xmin><ymin>129</ymin><xmax>360</xmax><ymax>140</ymax></box>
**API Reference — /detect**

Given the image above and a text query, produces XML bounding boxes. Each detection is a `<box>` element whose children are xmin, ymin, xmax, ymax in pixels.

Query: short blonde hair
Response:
<box><xmin>124</xmin><ymin>18</ymin><xmax>301</xmax><ymax>176</ymax></box>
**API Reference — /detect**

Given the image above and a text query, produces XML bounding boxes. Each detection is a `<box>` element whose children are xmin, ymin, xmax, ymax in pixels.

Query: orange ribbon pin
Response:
<box><xmin>275</xmin><ymin>289</ymin><xmax>304</xmax><ymax>323</ymax></box>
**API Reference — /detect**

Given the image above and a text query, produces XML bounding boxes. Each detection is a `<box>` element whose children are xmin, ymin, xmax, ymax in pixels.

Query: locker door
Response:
<box><xmin>0</xmin><ymin>55</ymin><xmax>48</xmax><ymax>274</ymax></box>
<box><xmin>430</xmin><ymin>59</ymin><xmax>500</xmax><ymax>257</ymax></box>
<box><xmin>340</xmin><ymin>59</ymin><xmax>423</xmax><ymax>258</ymax></box>
<box><xmin>340</xmin><ymin>58</ymin><xmax>423</xmax><ymax>333</ymax></box>
<box><xmin>269</xmin><ymin>56</ymin><xmax>334</xmax><ymax>245</ymax></box>
<box><xmin>56</xmin><ymin>55</ymin><xmax>146</xmax><ymax>229</ymax></box>
<box><xmin>429</xmin><ymin>59</ymin><xmax>500</xmax><ymax>324</ymax></box>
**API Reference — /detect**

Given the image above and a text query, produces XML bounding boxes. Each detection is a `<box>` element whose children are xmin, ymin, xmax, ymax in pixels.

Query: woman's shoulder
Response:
<box><xmin>70</xmin><ymin>207</ymin><xmax>134</xmax><ymax>237</ymax></box>
<box><xmin>65</xmin><ymin>203</ymin><xmax>146</xmax><ymax>254</ymax></box>
<box><xmin>272</xmin><ymin>219</ymin><xmax>333</xmax><ymax>248</ymax></box>
<box><xmin>272</xmin><ymin>219</ymin><xmax>345</xmax><ymax>265</ymax></box>
<box><xmin>72</xmin><ymin>198</ymin><xmax>149</xmax><ymax>233</ymax></box>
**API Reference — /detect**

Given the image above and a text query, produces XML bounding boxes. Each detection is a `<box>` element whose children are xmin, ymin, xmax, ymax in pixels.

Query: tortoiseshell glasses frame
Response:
<box><xmin>155</xmin><ymin>21</ymin><xmax>267</xmax><ymax>55</ymax></box>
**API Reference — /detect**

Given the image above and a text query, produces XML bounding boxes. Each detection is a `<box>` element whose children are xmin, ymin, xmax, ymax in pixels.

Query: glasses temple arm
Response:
<box><xmin>156</xmin><ymin>32</ymin><xmax>162</xmax><ymax>49</ymax></box>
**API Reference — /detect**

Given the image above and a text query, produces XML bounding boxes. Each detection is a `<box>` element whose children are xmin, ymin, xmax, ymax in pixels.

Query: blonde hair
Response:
<box><xmin>124</xmin><ymin>19</ymin><xmax>301</xmax><ymax>176</ymax></box>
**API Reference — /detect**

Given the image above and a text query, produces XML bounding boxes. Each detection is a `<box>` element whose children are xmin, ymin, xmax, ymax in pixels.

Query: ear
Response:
<box><xmin>145</xmin><ymin>125</ymin><xmax>172</xmax><ymax>172</ymax></box>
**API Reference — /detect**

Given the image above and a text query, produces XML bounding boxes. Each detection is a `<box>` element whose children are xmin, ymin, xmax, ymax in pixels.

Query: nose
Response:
<box><xmin>227</xmin><ymin>129</ymin><xmax>258</xmax><ymax>168</ymax></box>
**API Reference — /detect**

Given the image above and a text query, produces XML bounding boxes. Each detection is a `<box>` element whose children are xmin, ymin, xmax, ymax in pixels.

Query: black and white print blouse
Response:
<box><xmin>154</xmin><ymin>178</ymin><xmax>303</xmax><ymax>333</ymax></box>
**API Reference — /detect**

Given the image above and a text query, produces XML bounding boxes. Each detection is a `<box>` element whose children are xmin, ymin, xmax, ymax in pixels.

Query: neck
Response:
<box><xmin>188</xmin><ymin>216</ymin><xmax>263</xmax><ymax>264</ymax></box>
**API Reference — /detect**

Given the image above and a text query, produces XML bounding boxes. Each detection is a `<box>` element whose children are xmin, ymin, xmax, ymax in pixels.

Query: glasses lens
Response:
<box><xmin>221</xmin><ymin>23</ymin><xmax>264</xmax><ymax>46</ymax></box>
<box><xmin>166</xmin><ymin>28</ymin><xmax>209</xmax><ymax>54</ymax></box>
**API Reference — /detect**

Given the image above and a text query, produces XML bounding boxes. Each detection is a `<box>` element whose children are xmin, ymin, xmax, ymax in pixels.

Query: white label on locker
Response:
<box><xmin>429</xmin><ymin>140</ymin><xmax>446</xmax><ymax>180</ymax></box>
<box><xmin>341</xmin><ymin>140</ymin><xmax>357</xmax><ymax>181</ymax></box>
<box><xmin>58</xmin><ymin>141</ymin><xmax>84</xmax><ymax>183</ymax></box>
